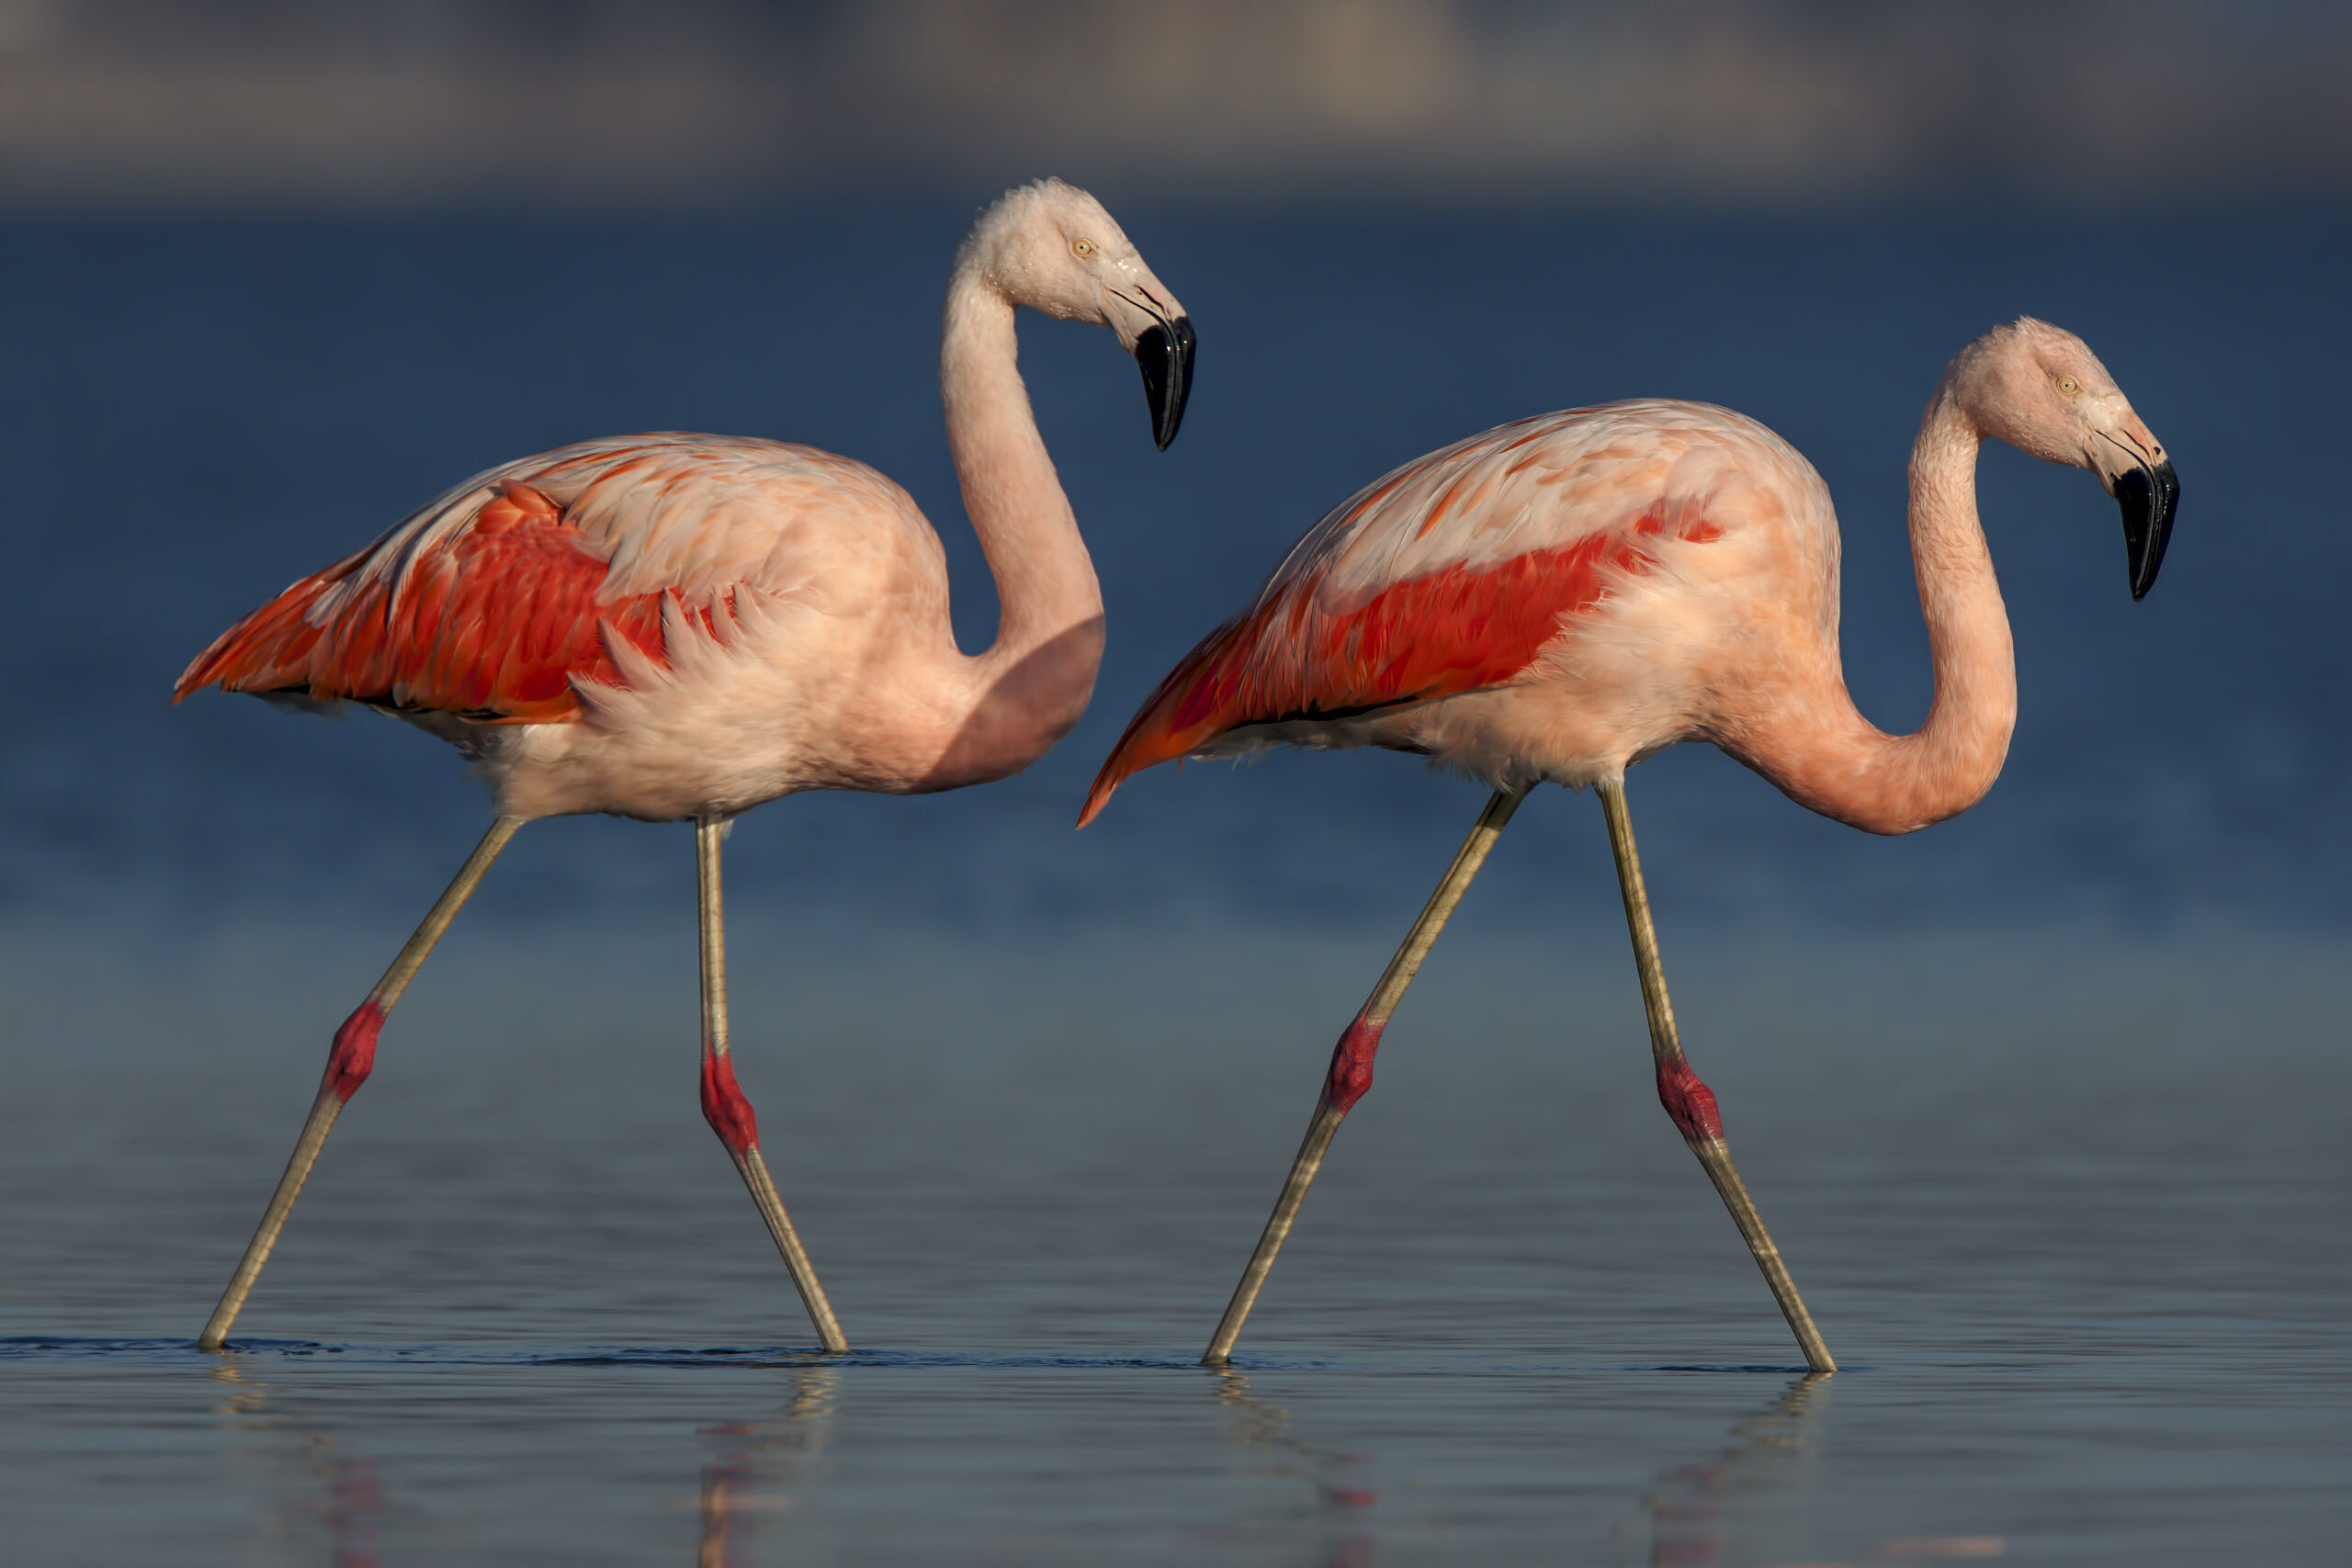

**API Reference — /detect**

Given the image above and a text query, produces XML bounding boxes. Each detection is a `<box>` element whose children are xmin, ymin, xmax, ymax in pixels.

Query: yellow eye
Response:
<box><xmin>1071</xmin><ymin>237</ymin><xmax>1095</xmax><ymax>258</ymax></box>
<box><xmin>2057</xmin><ymin>375</ymin><xmax>2080</xmax><ymax>396</ymax></box>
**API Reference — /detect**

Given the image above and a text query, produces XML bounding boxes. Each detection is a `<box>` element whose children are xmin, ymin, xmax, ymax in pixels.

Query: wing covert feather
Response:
<box><xmin>175</xmin><ymin>434</ymin><xmax>933</xmax><ymax>723</ymax></box>
<box><xmin>1081</xmin><ymin>401</ymin><xmax>1782</xmax><ymax>822</ymax></box>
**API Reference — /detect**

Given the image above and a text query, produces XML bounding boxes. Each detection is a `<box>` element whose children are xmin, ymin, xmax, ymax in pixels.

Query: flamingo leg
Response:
<box><xmin>197</xmin><ymin>815</ymin><xmax>525</xmax><ymax>1350</ymax></box>
<box><xmin>1202</xmin><ymin>788</ymin><xmax>1523</xmax><ymax>1367</ymax></box>
<box><xmin>695</xmin><ymin>817</ymin><xmax>849</xmax><ymax>1352</ymax></box>
<box><xmin>1597</xmin><ymin>781</ymin><xmax>1836</xmax><ymax>1373</ymax></box>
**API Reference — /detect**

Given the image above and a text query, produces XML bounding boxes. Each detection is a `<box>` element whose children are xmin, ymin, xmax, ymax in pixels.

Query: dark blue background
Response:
<box><xmin>5</xmin><ymin>205</ymin><xmax>2342</xmax><ymax>964</ymax></box>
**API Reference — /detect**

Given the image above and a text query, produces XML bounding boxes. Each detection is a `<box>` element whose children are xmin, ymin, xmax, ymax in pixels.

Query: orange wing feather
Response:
<box><xmin>1080</xmin><ymin>521</ymin><xmax>1681</xmax><ymax>825</ymax></box>
<box><xmin>175</xmin><ymin>479</ymin><xmax>671</xmax><ymax>723</ymax></box>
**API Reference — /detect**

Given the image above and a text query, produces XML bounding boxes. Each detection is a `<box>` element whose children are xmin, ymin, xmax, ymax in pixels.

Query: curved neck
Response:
<box><xmin>1739</xmin><ymin>385</ymin><xmax>2018</xmax><ymax>835</ymax></box>
<box><xmin>924</xmin><ymin>256</ymin><xmax>1107</xmax><ymax>786</ymax></box>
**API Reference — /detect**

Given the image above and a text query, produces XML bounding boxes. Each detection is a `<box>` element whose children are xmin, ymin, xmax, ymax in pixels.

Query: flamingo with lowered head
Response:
<box><xmin>176</xmin><ymin>178</ymin><xmax>1194</xmax><ymax>1352</ymax></box>
<box><xmin>1082</xmin><ymin>318</ymin><xmax>2177</xmax><ymax>1372</ymax></box>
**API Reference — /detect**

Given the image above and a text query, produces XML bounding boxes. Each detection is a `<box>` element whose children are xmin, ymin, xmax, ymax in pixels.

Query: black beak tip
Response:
<box><xmin>1136</xmin><ymin>315</ymin><xmax>1195</xmax><ymax>450</ymax></box>
<box><xmin>2116</xmin><ymin>458</ymin><xmax>2179</xmax><ymax>602</ymax></box>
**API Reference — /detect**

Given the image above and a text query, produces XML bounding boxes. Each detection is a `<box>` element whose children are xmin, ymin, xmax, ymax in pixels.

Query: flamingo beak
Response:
<box><xmin>2114</xmin><ymin>457</ymin><xmax>2178</xmax><ymax>601</ymax></box>
<box><xmin>1135</xmin><ymin>313</ymin><xmax>1195</xmax><ymax>449</ymax></box>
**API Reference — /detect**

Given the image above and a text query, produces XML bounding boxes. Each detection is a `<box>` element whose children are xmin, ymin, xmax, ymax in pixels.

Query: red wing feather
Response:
<box><xmin>1080</xmin><ymin>525</ymin><xmax>1663</xmax><ymax>825</ymax></box>
<box><xmin>175</xmin><ymin>480</ymin><xmax>670</xmax><ymax>723</ymax></box>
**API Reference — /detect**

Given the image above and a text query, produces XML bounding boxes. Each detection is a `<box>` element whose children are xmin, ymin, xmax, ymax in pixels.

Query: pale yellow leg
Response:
<box><xmin>1597</xmin><ymin>782</ymin><xmax>1834</xmax><ymax>1373</ymax></box>
<box><xmin>1201</xmin><ymin>789</ymin><xmax>1523</xmax><ymax>1366</ymax></box>
<box><xmin>198</xmin><ymin>816</ymin><xmax>524</xmax><ymax>1351</ymax></box>
<box><xmin>695</xmin><ymin>818</ymin><xmax>848</xmax><ymax>1352</ymax></box>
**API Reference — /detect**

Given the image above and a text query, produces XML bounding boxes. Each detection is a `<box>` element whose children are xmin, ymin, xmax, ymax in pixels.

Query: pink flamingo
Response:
<box><xmin>1082</xmin><ymin>318</ymin><xmax>2177</xmax><ymax>1372</ymax></box>
<box><xmin>175</xmin><ymin>179</ymin><xmax>1193</xmax><ymax>1352</ymax></box>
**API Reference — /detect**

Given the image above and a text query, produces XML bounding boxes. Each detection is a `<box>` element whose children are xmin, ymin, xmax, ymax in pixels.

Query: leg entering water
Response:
<box><xmin>1596</xmin><ymin>781</ymin><xmax>1836</xmax><ymax>1374</ymax></box>
<box><xmin>695</xmin><ymin>817</ymin><xmax>849</xmax><ymax>1353</ymax></box>
<box><xmin>197</xmin><ymin>815</ymin><xmax>524</xmax><ymax>1351</ymax></box>
<box><xmin>1201</xmin><ymin>789</ymin><xmax>1523</xmax><ymax>1367</ymax></box>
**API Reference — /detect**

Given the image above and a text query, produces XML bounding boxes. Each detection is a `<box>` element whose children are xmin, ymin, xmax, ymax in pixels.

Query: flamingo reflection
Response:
<box><xmin>1615</xmin><ymin>1373</ymin><xmax>1831</xmax><ymax>1567</ymax></box>
<box><xmin>209</xmin><ymin>1362</ymin><xmax>388</xmax><ymax>1568</ymax></box>
<box><xmin>1620</xmin><ymin>1375</ymin><xmax>2010</xmax><ymax>1565</ymax></box>
<box><xmin>695</xmin><ymin>1365</ymin><xmax>840</xmax><ymax>1567</ymax></box>
<box><xmin>1210</xmin><ymin>1369</ymin><xmax>1378</xmax><ymax>1567</ymax></box>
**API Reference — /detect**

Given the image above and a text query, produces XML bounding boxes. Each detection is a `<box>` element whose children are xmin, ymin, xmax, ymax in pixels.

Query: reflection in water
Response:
<box><xmin>695</xmin><ymin>1365</ymin><xmax>839</xmax><ymax>1567</ymax></box>
<box><xmin>1613</xmin><ymin>1377</ymin><xmax>2012</xmax><ymax>1564</ymax></box>
<box><xmin>209</xmin><ymin>1361</ymin><xmax>388</xmax><ymax>1568</ymax></box>
<box><xmin>1207</xmin><ymin>1369</ymin><xmax>1839</xmax><ymax>1567</ymax></box>
<box><xmin>1613</xmin><ymin>1373</ymin><xmax>1832</xmax><ymax>1567</ymax></box>
<box><xmin>1211</xmin><ymin>1369</ymin><xmax>1378</xmax><ymax>1567</ymax></box>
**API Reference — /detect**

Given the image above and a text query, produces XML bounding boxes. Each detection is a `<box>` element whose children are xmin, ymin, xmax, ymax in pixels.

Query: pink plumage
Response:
<box><xmin>1114</xmin><ymin>319</ymin><xmax>2178</xmax><ymax>1373</ymax></box>
<box><xmin>178</xmin><ymin>434</ymin><xmax>943</xmax><ymax>744</ymax></box>
<box><xmin>1084</xmin><ymin>400</ymin><xmax>1792</xmax><ymax>826</ymax></box>
<box><xmin>178</xmin><ymin>179</ymin><xmax>1197</xmax><ymax>1354</ymax></box>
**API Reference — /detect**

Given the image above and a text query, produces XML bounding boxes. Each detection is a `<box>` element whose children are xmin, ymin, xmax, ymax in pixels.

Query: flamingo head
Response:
<box><xmin>966</xmin><ymin>178</ymin><xmax>1195</xmax><ymax>448</ymax></box>
<box><xmin>1955</xmin><ymin>316</ymin><xmax>2178</xmax><ymax>601</ymax></box>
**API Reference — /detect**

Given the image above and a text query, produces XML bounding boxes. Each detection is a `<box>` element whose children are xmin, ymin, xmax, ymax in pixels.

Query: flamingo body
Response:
<box><xmin>1084</xmin><ymin>400</ymin><xmax>1835</xmax><ymax>823</ymax></box>
<box><xmin>178</xmin><ymin>434</ymin><xmax>985</xmax><ymax>820</ymax></box>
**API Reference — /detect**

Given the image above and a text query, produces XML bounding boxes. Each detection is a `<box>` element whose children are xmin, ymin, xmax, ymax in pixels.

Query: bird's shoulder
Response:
<box><xmin>173</xmin><ymin>434</ymin><xmax>941</xmax><ymax>721</ymax></box>
<box><xmin>1268</xmin><ymin>400</ymin><xmax>1824</xmax><ymax>607</ymax></box>
<box><xmin>349</xmin><ymin>434</ymin><xmax>936</xmax><ymax>608</ymax></box>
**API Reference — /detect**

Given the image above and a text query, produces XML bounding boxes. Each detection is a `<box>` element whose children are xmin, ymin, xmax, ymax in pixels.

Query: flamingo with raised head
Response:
<box><xmin>176</xmin><ymin>178</ymin><xmax>1194</xmax><ymax>1353</ymax></box>
<box><xmin>1082</xmin><ymin>318</ymin><xmax>2177</xmax><ymax>1372</ymax></box>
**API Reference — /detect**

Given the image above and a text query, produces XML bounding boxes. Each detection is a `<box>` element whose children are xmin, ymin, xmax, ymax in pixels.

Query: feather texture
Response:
<box><xmin>1080</xmin><ymin>402</ymin><xmax>1774</xmax><ymax>823</ymax></box>
<box><xmin>175</xmin><ymin>434</ymin><xmax>938</xmax><ymax>724</ymax></box>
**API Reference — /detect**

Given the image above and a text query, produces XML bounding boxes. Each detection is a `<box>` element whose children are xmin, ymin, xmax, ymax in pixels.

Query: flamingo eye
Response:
<box><xmin>1071</xmin><ymin>237</ymin><xmax>1096</xmax><ymax>259</ymax></box>
<box><xmin>2057</xmin><ymin>375</ymin><xmax>2080</xmax><ymax>396</ymax></box>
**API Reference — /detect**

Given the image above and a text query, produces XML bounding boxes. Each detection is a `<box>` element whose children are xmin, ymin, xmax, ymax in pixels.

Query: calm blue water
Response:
<box><xmin>0</xmin><ymin>205</ymin><xmax>2346</xmax><ymax>1562</ymax></box>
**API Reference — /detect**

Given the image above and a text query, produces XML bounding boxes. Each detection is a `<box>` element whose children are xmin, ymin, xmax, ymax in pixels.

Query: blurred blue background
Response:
<box><xmin>5</xmin><ymin>206</ymin><xmax>2344</xmax><ymax>976</ymax></box>
<box><xmin>1</xmin><ymin>3</ymin><xmax>2344</xmax><ymax>1016</ymax></box>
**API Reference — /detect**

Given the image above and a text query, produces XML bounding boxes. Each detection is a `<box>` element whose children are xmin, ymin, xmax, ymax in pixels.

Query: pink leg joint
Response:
<box><xmin>700</xmin><ymin>1051</ymin><xmax>761</xmax><ymax>1155</ymax></box>
<box><xmin>322</xmin><ymin>1001</ymin><xmax>385</xmax><ymax>1102</ymax></box>
<box><xmin>1656</xmin><ymin>1055</ymin><xmax>1726</xmax><ymax>1144</ymax></box>
<box><xmin>1323</xmin><ymin>1016</ymin><xmax>1386</xmax><ymax>1116</ymax></box>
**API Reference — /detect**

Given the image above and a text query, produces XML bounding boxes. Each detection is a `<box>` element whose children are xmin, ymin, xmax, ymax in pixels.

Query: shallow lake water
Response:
<box><xmin>2</xmin><ymin>927</ymin><xmax>2346</xmax><ymax>1564</ymax></box>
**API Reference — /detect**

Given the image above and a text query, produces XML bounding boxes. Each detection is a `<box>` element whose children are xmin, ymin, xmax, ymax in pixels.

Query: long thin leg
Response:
<box><xmin>695</xmin><ymin>817</ymin><xmax>849</xmax><ymax>1352</ymax></box>
<box><xmin>198</xmin><ymin>815</ymin><xmax>525</xmax><ymax>1350</ymax></box>
<box><xmin>1202</xmin><ymin>788</ymin><xmax>1523</xmax><ymax>1366</ymax></box>
<box><xmin>1597</xmin><ymin>781</ymin><xmax>1835</xmax><ymax>1373</ymax></box>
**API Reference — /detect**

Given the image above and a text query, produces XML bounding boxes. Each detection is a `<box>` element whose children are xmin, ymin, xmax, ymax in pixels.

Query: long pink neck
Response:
<box><xmin>923</xmin><ymin>258</ymin><xmax>1107</xmax><ymax>787</ymax></box>
<box><xmin>1735</xmin><ymin>381</ymin><xmax>2018</xmax><ymax>835</ymax></box>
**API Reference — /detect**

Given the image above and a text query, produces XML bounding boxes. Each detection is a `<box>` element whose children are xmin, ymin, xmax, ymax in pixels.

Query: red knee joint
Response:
<box><xmin>700</xmin><ymin>1051</ymin><xmax>761</xmax><ymax>1154</ymax></box>
<box><xmin>322</xmin><ymin>1002</ymin><xmax>384</xmax><ymax>1102</ymax></box>
<box><xmin>1324</xmin><ymin>1016</ymin><xmax>1386</xmax><ymax>1116</ymax></box>
<box><xmin>1657</xmin><ymin>1055</ymin><xmax>1725</xmax><ymax>1144</ymax></box>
